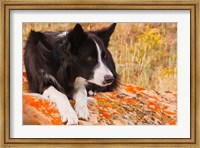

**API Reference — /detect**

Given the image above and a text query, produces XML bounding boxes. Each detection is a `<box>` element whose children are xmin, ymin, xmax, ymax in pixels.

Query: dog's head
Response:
<box><xmin>62</xmin><ymin>23</ymin><xmax>117</xmax><ymax>87</ymax></box>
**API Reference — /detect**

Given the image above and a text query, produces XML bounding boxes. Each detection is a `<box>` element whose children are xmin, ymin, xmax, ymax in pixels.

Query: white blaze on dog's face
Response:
<box><xmin>88</xmin><ymin>40</ymin><xmax>114</xmax><ymax>86</ymax></box>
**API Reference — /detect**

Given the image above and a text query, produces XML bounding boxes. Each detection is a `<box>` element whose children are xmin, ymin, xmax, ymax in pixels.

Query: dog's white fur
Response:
<box><xmin>57</xmin><ymin>31</ymin><xmax>68</xmax><ymax>37</ymax></box>
<box><xmin>73</xmin><ymin>77</ymin><xmax>90</xmax><ymax>120</ymax></box>
<box><xmin>88</xmin><ymin>40</ymin><xmax>113</xmax><ymax>86</ymax></box>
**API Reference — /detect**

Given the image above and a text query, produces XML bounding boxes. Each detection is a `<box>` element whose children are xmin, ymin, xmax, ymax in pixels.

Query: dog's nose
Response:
<box><xmin>104</xmin><ymin>75</ymin><xmax>114</xmax><ymax>84</ymax></box>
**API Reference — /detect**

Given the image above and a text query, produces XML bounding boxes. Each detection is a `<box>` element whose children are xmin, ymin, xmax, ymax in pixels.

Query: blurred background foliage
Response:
<box><xmin>23</xmin><ymin>23</ymin><xmax>177</xmax><ymax>92</ymax></box>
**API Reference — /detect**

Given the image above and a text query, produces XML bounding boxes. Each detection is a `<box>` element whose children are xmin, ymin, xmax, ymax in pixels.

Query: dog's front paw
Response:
<box><xmin>60</xmin><ymin>109</ymin><xmax>78</xmax><ymax>125</ymax></box>
<box><xmin>75</xmin><ymin>103</ymin><xmax>90</xmax><ymax>120</ymax></box>
<box><xmin>56</xmin><ymin>98</ymin><xmax>78</xmax><ymax>125</ymax></box>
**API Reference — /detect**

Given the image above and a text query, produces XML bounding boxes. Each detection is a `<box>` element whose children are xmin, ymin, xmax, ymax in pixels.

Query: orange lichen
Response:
<box><xmin>23</xmin><ymin>95</ymin><xmax>62</xmax><ymax>125</ymax></box>
<box><xmin>95</xmin><ymin>96</ymin><xmax>107</xmax><ymax>103</ymax></box>
<box><xmin>172</xmin><ymin>93</ymin><xmax>177</xmax><ymax>97</ymax></box>
<box><xmin>168</xmin><ymin>120</ymin><xmax>176</xmax><ymax>125</ymax></box>
<box><xmin>164</xmin><ymin>111</ymin><xmax>176</xmax><ymax>115</ymax></box>
<box><xmin>124</xmin><ymin>85</ymin><xmax>136</xmax><ymax>93</ymax></box>
<box><xmin>135</xmin><ymin>86</ymin><xmax>146</xmax><ymax>91</ymax></box>
<box><xmin>125</xmin><ymin>98</ymin><xmax>136</xmax><ymax>105</ymax></box>
<box><xmin>147</xmin><ymin>101</ymin><xmax>161</xmax><ymax>113</ymax></box>
<box><xmin>99</xmin><ymin>109</ymin><xmax>111</xmax><ymax>120</ymax></box>
<box><xmin>23</xmin><ymin>82</ymin><xmax>29</xmax><ymax>91</ymax></box>
<box><xmin>103</xmin><ymin>104</ymin><xmax>114</xmax><ymax>108</ymax></box>
<box><xmin>141</xmin><ymin>91</ymin><xmax>161</xmax><ymax>102</ymax></box>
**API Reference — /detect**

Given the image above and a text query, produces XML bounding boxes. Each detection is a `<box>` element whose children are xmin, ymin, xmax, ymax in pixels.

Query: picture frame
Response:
<box><xmin>0</xmin><ymin>0</ymin><xmax>199</xmax><ymax>147</ymax></box>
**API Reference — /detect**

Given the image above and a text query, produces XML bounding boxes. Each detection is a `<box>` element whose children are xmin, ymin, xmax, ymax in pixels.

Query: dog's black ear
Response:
<box><xmin>68</xmin><ymin>24</ymin><xmax>87</xmax><ymax>54</ymax></box>
<box><xmin>96</xmin><ymin>23</ymin><xmax>116</xmax><ymax>47</ymax></box>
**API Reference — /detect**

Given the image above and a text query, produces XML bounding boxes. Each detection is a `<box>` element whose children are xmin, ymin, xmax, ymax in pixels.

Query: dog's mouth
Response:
<box><xmin>87</xmin><ymin>79</ymin><xmax>114</xmax><ymax>87</ymax></box>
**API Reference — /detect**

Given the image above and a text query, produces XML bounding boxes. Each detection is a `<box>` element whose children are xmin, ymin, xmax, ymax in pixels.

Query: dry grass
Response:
<box><xmin>23</xmin><ymin>23</ymin><xmax>177</xmax><ymax>92</ymax></box>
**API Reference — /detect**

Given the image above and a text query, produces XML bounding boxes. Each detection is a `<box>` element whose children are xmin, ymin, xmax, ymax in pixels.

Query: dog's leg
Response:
<box><xmin>42</xmin><ymin>86</ymin><xmax>78</xmax><ymax>125</ymax></box>
<box><xmin>73</xmin><ymin>77</ymin><xmax>90</xmax><ymax>120</ymax></box>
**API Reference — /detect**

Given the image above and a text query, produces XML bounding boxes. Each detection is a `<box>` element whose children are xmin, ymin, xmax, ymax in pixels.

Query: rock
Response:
<box><xmin>78</xmin><ymin>120</ymin><xmax>92</xmax><ymax>125</ymax></box>
<box><xmin>23</xmin><ymin>82</ymin><xmax>177</xmax><ymax>125</ymax></box>
<box><xmin>23</xmin><ymin>105</ymin><xmax>52</xmax><ymax>125</ymax></box>
<box><xmin>113</xmin><ymin>120</ymin><xmax>124</xmax><ymax>125</ymax></box>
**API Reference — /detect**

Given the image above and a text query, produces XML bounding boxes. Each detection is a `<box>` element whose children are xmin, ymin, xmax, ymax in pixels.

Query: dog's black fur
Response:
<box><xmin>24</xmin><ymin>23</ymin><xmax>118</xmax><ymax>99</ymax></box>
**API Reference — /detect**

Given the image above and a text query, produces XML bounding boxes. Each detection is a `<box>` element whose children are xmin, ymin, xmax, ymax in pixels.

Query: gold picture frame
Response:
<box><xmin>0</xmin><ymin>0</ymin><xmax>199</xmax><ymax>147</ymax></box>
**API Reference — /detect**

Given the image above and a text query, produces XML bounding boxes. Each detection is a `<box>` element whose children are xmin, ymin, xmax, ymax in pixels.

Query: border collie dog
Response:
<box><xmin>24</xmin><ymin>23</ymin><xmax>118</xmax><ymax>125</ymax></box>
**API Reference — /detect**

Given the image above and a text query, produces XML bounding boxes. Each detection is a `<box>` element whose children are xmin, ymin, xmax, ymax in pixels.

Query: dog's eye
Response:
<box><xmin>86</xmin><ymin>56</ymin><xmax>94</xmax><ymax>62</ymax></box>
